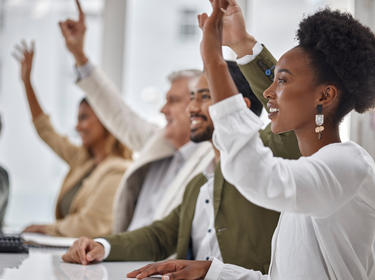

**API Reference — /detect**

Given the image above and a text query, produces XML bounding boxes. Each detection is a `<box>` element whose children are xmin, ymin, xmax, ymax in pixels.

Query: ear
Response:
<box><xmin>315</xmin><ymin>85</ymin><xmax>339</xmax><ymax>108</ymax></box>
<box><xmin>243</xmin><ymin>97</ymin><xmax>251</xmax><ymax>109</ymax></box>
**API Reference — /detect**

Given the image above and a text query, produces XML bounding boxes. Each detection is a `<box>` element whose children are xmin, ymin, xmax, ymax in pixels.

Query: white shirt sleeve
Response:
<box><xmin>236</xmin><ymin>42</ymin><xmax>263</xmax><ymax>65</ymax></box>
<box><xmin>205</xmin><ymin>258</ymin><xmax>268</xmax><ymax>280</ymax></box>
<box><xmin>75</xmin><ymin>61</ymin><xmax>95</xmax><ymax>81</ymax></box>
<box><xmin>94</xmin><ymin>238</ymin><xmax>111</xmax><ymax>260</ymax></box>
<box><xmin>209</xmin><ymin>95</ymin><xmax>369</xmax><ymax>218</ymax></box>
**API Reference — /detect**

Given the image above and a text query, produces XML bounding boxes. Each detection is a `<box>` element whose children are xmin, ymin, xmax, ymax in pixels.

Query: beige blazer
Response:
<box><xmin>78</xmin><ymin>67</ymin><xmax>215</xmax><ymax>233</ymax></box>
<box><xmin>33</xmin><ymin>114</ymin><xmax>130</xmax><ymax>237</ymax></box>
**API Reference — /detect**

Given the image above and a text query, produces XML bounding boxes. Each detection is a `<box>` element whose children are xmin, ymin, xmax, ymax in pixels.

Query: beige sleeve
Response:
<box><xmin>33</xmin><ymin>114</ymin><xmax>83</xmax><ymax>166</ymax></box>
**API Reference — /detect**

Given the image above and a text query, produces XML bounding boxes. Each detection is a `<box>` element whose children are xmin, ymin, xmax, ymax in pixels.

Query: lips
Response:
<box><xmin>267</xmin><ymin>102</ymin><xmax>279</xmax><ymax>119</ymax></box>
<box><xmin>269</xmin><ymin>107</ymin><xmax>279</xmax><ymax>113</ymax></box>
<box><xmin>190</xmin><ymin>115</ymin><xmax>207</xmax><ymax>129</ymax></box>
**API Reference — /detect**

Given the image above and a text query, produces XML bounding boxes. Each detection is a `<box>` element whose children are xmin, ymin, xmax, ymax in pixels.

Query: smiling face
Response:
<box><xmin>263</xmin><ymin>47</ymin><xmax>324</xmax><ymax>134</ymax></box>
<box><xmin>187</xmin><ymin>74</ymin><xmax>214</xmax><ymax>143</ymax></box>
<box><xmin>160</xmin><ymin>77</ymin><xmax>191</xmax><ymax>148</ymax></box>
<box><xmin>76</xmin><ymin>101</ymin><xmax>108</xmax><ymax>149</ymax></box>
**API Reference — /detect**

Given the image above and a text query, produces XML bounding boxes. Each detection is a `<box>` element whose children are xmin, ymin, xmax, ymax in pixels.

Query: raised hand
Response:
<box><xmin>220</xmin><ymin>0</ymin><xmax>256</xmax><ymax>57</ymax></box>
<box><xmin>12</xmin><ymin>40</ymin><xmax>35</xmax><ymax>83</ymax></box>
<box><xmin>62</xmin><ymin>237</ymin><xmax>105</xmax><ymax>265</ymax></box>
<box><xmin>197</xmin><ymin>0</ymin><xmax>239</xmax><ymax>103</ymax></box>
<box><xmin>127</xmin><ymin>260</ymin><xmax>212</xmax><ymax>280</ymax></box>
<box><xmin>59</xmin><ymin>0</ymin><xmax>88</xmax><ymax>65</ymax></box>
<box><xmin>197</xmin><ymin>0</ymin><xmax>227</xmax><ymax>66</ymax></box>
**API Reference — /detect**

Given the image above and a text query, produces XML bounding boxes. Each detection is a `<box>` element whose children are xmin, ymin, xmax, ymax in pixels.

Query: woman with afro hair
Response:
<box><xmin>127</xmin><ymin>0</ymin><xmax>375</xmax><ymax>279</ymax></box>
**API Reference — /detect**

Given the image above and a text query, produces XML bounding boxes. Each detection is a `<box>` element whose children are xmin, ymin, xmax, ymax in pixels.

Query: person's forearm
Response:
<box><xmin>23</xmin><ymin>79</ymin><xmax>43</xmax><ymax>120</ymax></box>
<box><xmin>205</xmin><ymin>57</ymin><xmax>239</xmax><ymax>104</ymax></box>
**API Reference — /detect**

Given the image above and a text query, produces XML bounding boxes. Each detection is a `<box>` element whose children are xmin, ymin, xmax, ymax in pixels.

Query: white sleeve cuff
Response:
<box><xmin>236</xmin><ymin>42</ymin><xmax>263</xmax><ymax>65</ymax></box>
<box><xmin>94</xmin><ymin>238</ymin><xmax>111</xmax><ymax>260</ymax></box>
<box><xmin>75</xmin><ymin>61</ymin><xmax>94</xmax><ymax>81</ymax></box>
<box><xmin>205</xmin><ymin>258</ymin><xmax>225</xmax><ymax>280</ymax></box>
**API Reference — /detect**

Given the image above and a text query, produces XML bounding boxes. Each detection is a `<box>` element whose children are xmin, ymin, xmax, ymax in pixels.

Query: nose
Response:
<box><xmin>263</xmin><ymin>84</ymin><xmax>276</xmax><ymax>100</ymax></box>
<box><xmin>75</xmin><ymin>121</ymin><xmax>81</xmax><ymax>132</ymax></box>
<box><xmin>160</xmin><ymin>103</ymin><xmax>168</xmax><ymax>115</ymax></box>
<box><xmin>187</xmin><ymin>98</ymin><xmax>200</xmax><ymax>114</ymax></box>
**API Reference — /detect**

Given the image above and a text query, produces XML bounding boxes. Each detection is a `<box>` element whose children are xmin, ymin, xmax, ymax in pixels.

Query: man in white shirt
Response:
<box><xmin>59</xmin><ymin>0</ymin><xmax>214</xmax><ymax>232</ymax></box>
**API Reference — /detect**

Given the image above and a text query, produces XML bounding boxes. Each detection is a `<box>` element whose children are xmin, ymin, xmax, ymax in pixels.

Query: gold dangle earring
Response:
<box><xmin>315</xmin><ymin>104</ymin><xmax>324</xmax><ymax>139</ymax></box>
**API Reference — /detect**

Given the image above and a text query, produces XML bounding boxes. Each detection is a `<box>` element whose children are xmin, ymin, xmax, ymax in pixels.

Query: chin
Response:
<box><xmin>271</xmin><ymin>122</ymin><xmax>293</xmax><ymax>135</ymax></box>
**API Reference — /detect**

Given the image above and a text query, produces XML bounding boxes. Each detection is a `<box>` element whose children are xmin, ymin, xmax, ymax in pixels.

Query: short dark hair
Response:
<box><xmin>226</xmin><ymin>60</ymin><xmax>263</xmax><ymax>116</ymax></box>
<box><xmin>297</xmin><ymin>8</ymin><xmax>375</xmax><ymax>124</ymax></box>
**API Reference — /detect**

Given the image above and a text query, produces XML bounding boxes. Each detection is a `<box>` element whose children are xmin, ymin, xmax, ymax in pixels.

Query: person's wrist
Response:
<box><xmin>230</xmin><ymin>34</ymin><xmax>257</xmax><ymax>58</ymax></box>
<box><xmin>74</xmin><ymin>51</ymin><xmax>88</xmax><ymax>66</ymax></box>
<box><xmin>202</xmin><ymin>260</ymin><xmax>212</xmax><ymax>276</ymax></box>
<box><xmin>204</xmin><ymin>55</ymin><xmax>226</xmax><ymax>71</ymax></box>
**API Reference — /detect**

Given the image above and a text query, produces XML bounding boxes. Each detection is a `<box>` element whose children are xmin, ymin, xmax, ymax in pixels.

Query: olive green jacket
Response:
<box><xmin>104</xmin><ymin>46</ymin><xmax>300</xmax><ymax>273</ymax></box>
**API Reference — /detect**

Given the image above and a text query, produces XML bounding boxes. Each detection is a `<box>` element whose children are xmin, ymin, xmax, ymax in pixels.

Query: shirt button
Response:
<box><xmin>206</xmin><ymin>257</ymin><xmax>210</xmax><ymax>260</ymax></box>
<box><xmin>205</xmin><ymin>199</ymin><xmax>209</xmax><ymax>204</ymax></box>
<box><xmin>208</xmin><ymin>229</ymin><xmax>212</xmax><ymax>233</ymax></box>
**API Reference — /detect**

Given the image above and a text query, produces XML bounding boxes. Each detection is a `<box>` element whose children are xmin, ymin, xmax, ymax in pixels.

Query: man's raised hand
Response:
<box><xmin>59</xmin><ymin>0</ymin><xmax>88</xmax><ymax>65</ymax></box>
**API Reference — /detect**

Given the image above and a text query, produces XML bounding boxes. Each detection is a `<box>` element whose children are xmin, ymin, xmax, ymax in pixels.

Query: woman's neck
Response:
<box><xmin>295</xmin><ymin>123</ymin><xmax>341</xmax><ymax>157</ymax></box>
<box><xmin>89</xmin><ymin>139</ymin><xmax>108</xmax><ymax>164</ymax></box>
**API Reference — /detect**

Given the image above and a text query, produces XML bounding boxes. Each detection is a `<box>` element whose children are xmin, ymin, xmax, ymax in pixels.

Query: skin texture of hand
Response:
<box><xmin>197</xmin><ymin>0</ymin><xmax>226</xmax><ymax>67</ymax></box>
<box><xmin>127</xmin><ymin>260</ymin><xmax>212</xmax><ymax>280</ymax></box>
<box><xmin>12</xmin><ymin>40</ymin><xmax>34</xmax><ymax>84</ymax></box>
<box><xmin>218</xmin><ymin>0</ymin><xmax>257</xmax><ymax>57</ymax></box>
<box><xmin>23</xmin><ymin>224</ymin><xmax>48</xmax><ymax>234</ymax></box>
<box><xmin>62</xmin><ymin>237</ymin><xmax>105</xmax><ymax>265</ymax></box>
<box><xmin>197</xmin><ymin>0</ymin><xmax>239</xmax><ymax>104</ymax></box>
<box><xmin>59</xmin><ymin>0</ymin><xmax>88</xmax><ymax>65</ymax></box>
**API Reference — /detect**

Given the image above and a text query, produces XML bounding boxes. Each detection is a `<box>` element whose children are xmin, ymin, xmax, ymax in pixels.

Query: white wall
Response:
<box><xmin>0</xmin><ymin>0</ymin><xmax>103</xmax><ymax>228</ymax></box>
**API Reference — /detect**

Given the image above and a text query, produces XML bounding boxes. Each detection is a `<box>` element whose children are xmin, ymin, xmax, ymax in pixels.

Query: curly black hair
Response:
<box><xmin>297</xmin><ymin>9</ymin><xmax>375</xmax><ymax>124</ymax></box>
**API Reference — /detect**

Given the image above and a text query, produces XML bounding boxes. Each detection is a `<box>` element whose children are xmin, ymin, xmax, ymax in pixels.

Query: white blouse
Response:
<box><xmin>205</xmin><ymin>94</ymin><xmax>375</xmax><ymax>280</ymax></box>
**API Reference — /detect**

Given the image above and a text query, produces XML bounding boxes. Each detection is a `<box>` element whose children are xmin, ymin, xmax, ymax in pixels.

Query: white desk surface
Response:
<box><xmin>0</xmin><ymin>248</ymin><xmax>159</xmax><ymax>280</ymax></box>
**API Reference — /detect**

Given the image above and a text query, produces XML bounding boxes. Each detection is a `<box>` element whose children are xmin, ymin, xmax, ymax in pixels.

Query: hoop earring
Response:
<box><xmin>315</xmin><ymin>104</ymin><xmax>324</xmax><ymax>140</ymax></box>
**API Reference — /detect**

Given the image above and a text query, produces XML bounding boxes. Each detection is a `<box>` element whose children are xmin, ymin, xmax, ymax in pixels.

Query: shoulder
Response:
<box><xmin>95</xmin><ymin>156</ymin><xmax>131</xmax><ymax>175</ymax></box>
<box><xmin>311</xmin><ymin>141</ymin><xmax>375</xmax><ymax>181</ymax></box>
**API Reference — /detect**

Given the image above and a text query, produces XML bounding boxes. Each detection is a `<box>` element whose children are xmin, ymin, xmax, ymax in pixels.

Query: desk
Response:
<box><xmin>0</xmin><ymin>248</ymin><xmax>158</xmax><ymax>280</ymax></box>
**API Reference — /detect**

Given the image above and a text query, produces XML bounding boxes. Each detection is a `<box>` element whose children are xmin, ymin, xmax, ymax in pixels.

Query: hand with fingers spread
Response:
<box><xmin>127</xmin><ymin>260</ymin><xmax>212</xmax><ymax>280</ymax></box>
<box><xmin>12</xmin><ymin>40</ymin><xmax>35</xmax><ymax>84</ymax></box>
<box><xmin>62</xmin><ymin>237</ymin><xmax>105</xmax><ymax>265</ymax></box>
<box><xmin>59</xmin><ymin>0</ymin><xmax>88</xmax><ymax>65</ymax></box>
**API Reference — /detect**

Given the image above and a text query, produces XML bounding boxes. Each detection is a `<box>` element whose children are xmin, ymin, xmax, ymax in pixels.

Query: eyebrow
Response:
<box><xmin>277</xmin><ymin>68</ymin><xmax>294</xmax><ymax>75</ymax></box>
<box><xmin>191</xmin><ymin>88</ymin><xmax>210</xmax><ymax>95</ymax></box>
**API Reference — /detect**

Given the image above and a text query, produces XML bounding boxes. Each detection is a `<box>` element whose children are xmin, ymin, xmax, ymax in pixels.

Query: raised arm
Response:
<box><xmin>13</xmin><ymin>41</ymin><xmax>81</xmax><ymax>165</ymax></box>
<box><xmin>202</xmin><ymin>0</ymin><xmax>300</xmax><ymax>159</ymax></box>
<box><xmin>59</xmin><ymin>0</ymin><xmax>159</xmax><ymax>151</ymax></box>
<box><xmin>13</xmin><ymin>41</ymin><xmax>42</xmax><ymax>120</ymax></box>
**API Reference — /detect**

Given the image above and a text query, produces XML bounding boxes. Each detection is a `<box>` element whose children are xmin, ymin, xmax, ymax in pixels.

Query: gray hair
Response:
<box><xmin>167</xmin><ymin>69</ymin><xmax>202</xmax><ymax>83</ymax></box>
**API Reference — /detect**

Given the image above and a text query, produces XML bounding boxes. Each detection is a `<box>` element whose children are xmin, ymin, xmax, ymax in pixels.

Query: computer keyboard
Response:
<box><xmin>0</xmin><ymin>235</ymin><xmax>29</xmax><ymax>253</ymax></box>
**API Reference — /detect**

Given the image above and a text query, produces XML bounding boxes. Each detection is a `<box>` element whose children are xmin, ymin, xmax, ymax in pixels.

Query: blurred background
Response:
<box><xmin>0</xmin><ymin>0</ymin><xmax>374</xmax><ymax>229</ymax></box>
